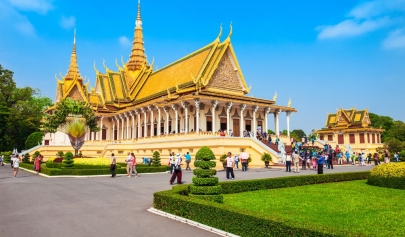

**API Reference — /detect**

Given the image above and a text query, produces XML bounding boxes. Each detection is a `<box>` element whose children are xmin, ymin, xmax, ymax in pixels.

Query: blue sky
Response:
<box><xmin>0</xmin><ymin>0</ymin><xmax>404</xmax><ymax>134</ymax></box>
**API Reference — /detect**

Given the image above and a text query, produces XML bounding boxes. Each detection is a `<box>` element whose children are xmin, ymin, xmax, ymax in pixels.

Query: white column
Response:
<box><xmin>136</xmin><ymin>109</ymin><xmax>141</xmax><ymax>138</ymax></box>
<box><xmin>252</xmin><ymin>105</ymin><xmax>259</xmax><ymax>136</ymax></box>
<box><xmin>264</xmin><ymin>107</ymin><xmax>270</xmax><ymax>135</ymax></box>
<box><xmin>120</xmin><ymin>115</ymin><xmax>125</xmax><ymax>140</ymax></box>
<box><xmin>181</xmin><ymin>102</ymin><xmax>190</xmax><ymax>132</ymax></box>
<box><xmin>111</xmin><ymin>118</ymin><xmax>115</xmax><ymax>140</ymax></box>
<box><xmin>99</xmin><ymin>116</ymin><xmax>104</xmax><ymax>141</ymax></box>
<box><xmin>286</xmin><ymin>111</ymin><xmax>292</xmax><ymax>139</ymax></box>
<box><xmin>141</xmin><ymin>107</ymin><xmax>147</xmax><ymax>138</ymax></box>
<box><xmin>148</xmin><ymin>105</ymin><xmax>154</xmax><ymax>137</ymax></box>
<box><xmin>131</xmin><ymin>112</ymin><xmax>135</xmax><ymax>139</ymax></box>
<box><xmin>156</xmin><ymin>106</ymin><xmax>161</xmax><ymax>136</ymax></box>
<box><xmin>211</xmin><ymin>100</ymin><xmax>218</xmax><ymax>132</ymax></box>
<box><xmin>194</xmin><ymin>99</ymin><xmax>200</xmax><ymax>133</ymax></box>
<box><xmin>240</xmin><ymin>104</ymin><xmax>246</xmax><ymax>137</ymax></box>
<box><xmin>164</xmin><ymin>106</ymin><xmax>169</xmax><ymax>134</ymax></box>
<box><xmin>226</xmin><ymin>102</ymin><xmax>233</xmax><ymax>134</ymax></box>
<box><xmin>172</xmin><ymin>104</ymin><xmax>179</xmax><ymax>133</ymax></box>
<box><xmin>125</xmin><ymin>113</ymin><xmax>130</xmax><ymax>140</ymax></box>
<box><xmin>274</xmin><ymin>110</ymin><xmax>280</xmax><ymax>136</ymax></box>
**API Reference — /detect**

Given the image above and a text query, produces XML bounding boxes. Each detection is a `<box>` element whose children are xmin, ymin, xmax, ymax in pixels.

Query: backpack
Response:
<box><xmin>234</xmin><ymin>156</ymin><xmax>239</xmax><ymax>162</ymax></box>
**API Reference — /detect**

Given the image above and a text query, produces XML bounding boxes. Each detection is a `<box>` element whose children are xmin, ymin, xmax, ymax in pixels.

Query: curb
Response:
<box><xmin>147</xmin><ymin>207</ymin><xmax>239</xmax><ymax>237</ymax></box>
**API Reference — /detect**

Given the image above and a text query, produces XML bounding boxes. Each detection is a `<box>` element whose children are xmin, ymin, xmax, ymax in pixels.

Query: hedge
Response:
<box><xmin>367</xmin><ymin>163</ymin><xmax>405</xmax><ymax>190</ymax></box>
<box><xmin>192</xmin><ymin>177</ymin><xmax>219</xmax><ymax>186</ymax></box>
<box><xmin>20</xmin><ymin>163</ymin><xmax>169</xmax><ymax>176</ymax></box>
<box><xmin>193</xmin><ymin>169</ymin><xmax>217</xmax><ymax>177</ymax></box>
<box><xmin>153</xmin><ymin>171</ymin><xmax>370</xmax><ymax>237</ymax></box>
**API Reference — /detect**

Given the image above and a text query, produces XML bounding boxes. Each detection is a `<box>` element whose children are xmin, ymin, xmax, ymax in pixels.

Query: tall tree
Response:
<box><xmin>291</xmin><ymin>129</ymin><xmax>306</xmax><ymax>139</ymax></box>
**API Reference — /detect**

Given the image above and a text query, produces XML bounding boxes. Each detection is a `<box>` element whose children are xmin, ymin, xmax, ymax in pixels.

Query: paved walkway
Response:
<box><xmin>0</xmin><ymin>164</ymin><xmax>373</xmax><ymax>237</ymax></box>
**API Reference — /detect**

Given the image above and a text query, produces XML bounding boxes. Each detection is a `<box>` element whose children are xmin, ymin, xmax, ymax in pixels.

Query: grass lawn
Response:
<box><xmin>223</xmin><ymin>180</ymin><xmax>405</xmax><ymax>236</ymax></box>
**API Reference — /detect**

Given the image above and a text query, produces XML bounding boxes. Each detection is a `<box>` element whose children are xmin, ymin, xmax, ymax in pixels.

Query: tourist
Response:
<box><xmin>275</xmin><ymin>136</ymin><xmax>279</xmax><ymax>146</ymax></box>
<box><xmin>358</xmin><ymin>153</ymin><xmax>363</xmax><ymax>166</ymax></box>
<box><xmin>241</xmin><ymin>155</ymin><xmax>248</xmax><ymax>172</ymax></box>
<box><xmin>219</xmin><ymin>130</ymin><xmax>225</xmax><ymax>137</ymax></box>
<box><xmin>12</xmin><ymin>154</ymin><xmax>21</xmax><ymax>178</ymax></box>
<box><xmin>110</xmin><ymin>153</ymin><xmax>116</xmax><ymax>178</ymax></box>
<box><xmin>306</xmin><ymin>151</ymin><xmax>311</xmax><ymax>169</ymax></box>
<box><xmin>345</xmin><ymin>150</ymin><xmax>350</xmax><ymax>164</ymax></box>
<box><xmin>234</xmin><ymin>154</ymin><xmax>239</xmax><ymax>170</ymax></box>
<box><xmin>285</xmin><ymin>152</ymin><xmax>292</xmax><ymax>172</ymax></box>
<box><xmin>131</xmin><ymin>153</ymin><xmax>138</xmax><ymax>177</ymax></box>
<box><xmin>125</xmin><ymin>152</ymin><xmax>132</xmax><ymax>177</ymax></box>
<box><xmin>374</xmin><ymin>152</ymin><xmax>379</xmax><ymax>166</ymax></box>
<box><xmin>394</xmin><ymin>152</ymin><xmax>399</xmax><ymax>162</ymax></box>
<box><xmin>0</xmin><ymin>154</ymin><xmax>4</xmax><ymax>166</ymax></box>
<box><xmin>225</xmin><ymin>152</ymin><xmax>235</xmax><ymax>180</ymax></box>
<box><xmin>311</xmin><ymin>137</ymin><xmax>315</xmax><ymax>146</ymax></box>
<box><xmin>169</xmin><ymin>152</ymin><xmax>175</xmax><ymax>174</ymax></box>
<box><xmin>185</xmin><ymin>152</ymin><xmax>192</xmax><ymax>171</ymax></box>
<box><xmin>317</xmin><ymin>152</ymin><xmax>324</xmax><ymax>174</ymax></box>
<box><xmin>291</xmin><ymin>137</ymin><xmax>294</xmax><ymax>146</ymax></box>
<box><xmin>384</xmin><ymin>151</ymin><xmax>390</xmax><ymax>163</ymax></box>
<box><xmin>337</xmin><ymin>151</ymin><xmax>342</xmax><ymax>165</ymax></box>
<box><xmin>367</xmin><ymin>153</ymin><xmax>372</xmax><ymax>166</ymax></box>
<box><xmin>301</xmin><ymin>152</ymin><xmax>307</xmax><ymax>170</ymax></box>
<box><xmin>328</xmin><ymin>153</ymin><xmax>334</xmax><ymax>169</ymax></box>
<box><xmin>312</xmin><ymin>157</ymin><xmax>317</xmax><ymax>171</ymax></box>
<box><xmin>169</xmin><ymin>153</ymin><xmax>182</xmax><ymax>185</ymax></box>
<box><xmin>325</xmin><ymin>153</ymin><xmax>329</xmax><ymax>169</ymax></box>
<box><xmin>301</xmin><ymin>137</ymin><xmax>305</xmax><ymax>146</ymax></box>
<box><xmin>293</xmin><ymin>151</ymin><xmax>302</xmax><ymax>173</ymax></box>
<box><xmin>34</xmin><ymin>154</ymin><xmax>43</xmax><ymax>175</ymax></box>
<box><xmin>351</xmin><ymin>152</ymin><xmax>357</xmax><ymax>165</ymax></box>
<box><xmin>267</xmin><ymin>134</ymin><xmax>272</xmax><ymax>145</ymax></box>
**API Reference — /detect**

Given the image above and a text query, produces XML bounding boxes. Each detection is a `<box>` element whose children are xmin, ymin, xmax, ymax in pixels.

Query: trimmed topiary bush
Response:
<box><xmin>25</xmin><ymin>131</ymin><xmax>44</xmax><ymax>149</ymax></box>
<box><xmin>152</xmin><ymin>151</ymin><xmax>161</xmax><ymax>166</ymax></box>
<box><xmin>57</xmin><ymin>151</ymin><xmax>64</xmax><ymax>158</ymax></box>
<box><xmin>367</xmin><ymin>163</ymin><xmax>405</xmax><ymax>190</ymax></box>
<box><xmin>23</xmin><ymin>153</ymin><xmax>30</xmax><ymax>163</ymax></box>
<box><xmin>62</xmin><ymin>151</ymin><xmax>74</xmax><ymax>168</ymax></box>
<box><xmin>191</xmin><ymin>146</ymin><xmax>222</xmax><ymax>203</ymax></box>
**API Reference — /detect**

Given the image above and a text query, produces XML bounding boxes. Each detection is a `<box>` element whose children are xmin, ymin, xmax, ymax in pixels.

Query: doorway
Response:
<box><xmin>233</xmin><ymin>119</ymin><xmax>240</xmax><ymax>137</ymax></box>
<box><xmin>206</xmin><ymin>116</ymin><xmax>212</xmax><ymax>132</ymax></box>
<box><xmin>220</xmin><ymin>117</ymin><xmax>227</xmax><ymax>131</ymax></box>
<box><xmin>245</xmin><ymin>120</ymin><xmax>251</xmax><ymax>133</ymax></box>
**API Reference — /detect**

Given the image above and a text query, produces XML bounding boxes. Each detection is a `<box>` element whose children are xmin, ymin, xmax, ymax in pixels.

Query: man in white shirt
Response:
<box><xmin>225</xmin><ymin>152</ymin><xmax>235</xmax><ymax>180</ymax></box>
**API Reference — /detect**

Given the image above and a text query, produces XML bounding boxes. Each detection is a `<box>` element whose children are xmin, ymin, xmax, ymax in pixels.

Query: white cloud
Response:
<box><xmin>60</xmin><ymin>16</ymin><xmax>76</xmax><ymax>29</ymax></box>
<box><xmin>15</xmin><ymin>20</ymin><xmax>36</xmax><ymax>35</ymax></box>
<box><xmin>349</xmin><ymin>0</ymin><xmax>405</xmax><ymax>19</ymax></box>
<box><xmin>0</xmin><ymin>1</ymin><xmax>36</xmax><ymax>36</ymax></box>
<box><xmin>383</xmin><ymin>29</ymin><xmax>405</xmax><ymax>49</ymax></box>
<box><xmin>318</xmin><ymin>17</ymin><xmax>391</xmax><ymax>40</ymax></box>
<box><xmin>7</xmin><ymin>0</ymin><xmax>54</xmax><ymax>14</ymax></box>
<box><xmin>119</xmin><ymin>36</ymin><xmax>131</xmax><ymax>47</ymax></box>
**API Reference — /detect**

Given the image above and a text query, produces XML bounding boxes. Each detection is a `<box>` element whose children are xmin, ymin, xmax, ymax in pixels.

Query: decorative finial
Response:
<box><xmin>216</xmin><ymin>24</ymin><xmax>222</xmax><ymax>41</ymax></box>
<box><xmin>272</xmin><ymin>91</ymin><xmax>277</xmax><ymax>101</ymax></box>
<box><xmin>226</xmin><ymin>22</ymin><xmax>233</xmax><ymax>40</ymax></box>
<box><xmin>74</xmin><ymin>28</ymin><xmax>76</xmax><ymax>44</ymax></box>
<box><xmin>136</xmin><ymin>0</ymin><xmax>142</xmax><ymax>26</ymax></box>
<box><xmin>287</xmin><ymin>98</ymin><xmax>292</xmax><ymax>107</ymax></box>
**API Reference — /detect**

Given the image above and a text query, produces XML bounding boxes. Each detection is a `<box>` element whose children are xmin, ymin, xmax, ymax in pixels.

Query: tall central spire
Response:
<box><xmin>66</xmin><ymin>28</ymin><xmax>82</xmax><ymax>80</ymax></box>
<box><xmin>127</xmin><ymin>0</ymin><xmax>146</xmax><ymax>71</ymax></box>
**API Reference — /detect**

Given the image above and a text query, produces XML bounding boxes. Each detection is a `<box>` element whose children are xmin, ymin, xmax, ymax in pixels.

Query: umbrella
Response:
<box><xmin>239</xmin><ymin>152</ymin><xmax>249</xmax><ymax>160</ymax></box>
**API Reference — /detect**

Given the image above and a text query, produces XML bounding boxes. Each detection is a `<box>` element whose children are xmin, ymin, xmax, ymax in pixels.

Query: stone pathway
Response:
<box><xmin>0</xmin><ymin>164</ymin><xmax>373</xmax><ymax>237</ymax></box>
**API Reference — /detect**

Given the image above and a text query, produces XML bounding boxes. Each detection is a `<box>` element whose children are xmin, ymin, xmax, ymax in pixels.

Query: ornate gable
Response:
<box><xmin>68</xmin><ymin>85</ymin><xmax>85</xmax><ymax>101</ymax></box>
<box><xmin>206</xmin><ymin>49</ymin><xmax>244</xmax><ymax>94</ymax></box>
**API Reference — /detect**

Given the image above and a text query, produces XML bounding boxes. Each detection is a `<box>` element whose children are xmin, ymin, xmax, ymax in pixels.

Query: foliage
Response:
<box><xmin>62</xmin><ymin>151</ymin><xmax>74</xmax><ymax>168</ymax></box>
<box><xmin>291</xmin><ymin>129</ymin><xmax>306</xmax><ymax>139</ymax></box>
<box><xmin>191</xmin><ymin>146</ymin><xmax>222</xmax><ymax>203</ymax></box>
<box><xmin>261</xmin><ymin>152</ymin><xmax>272</xmax><ymax>162</ymax></box>
<box><xmin>267</xmin><ymin>129</ymin><xmax>275</xmax><ymax>135</ymax></box>
<box><xmin>153</xmin><ymin>172</ymin><xmax>372</xmax><ymax>237</ymax></box>
<box><xmin>1</xmin><ymin>151</ymin><xmax>12</xmax><ymax>162</ymax></box>
<box><xmin>369</xmin><ymin>113</ymin><xmax>405</xmax><ymax>143</ymax></box>
<box><xmin>382</xmin><ymin>137</ymin><xmax>404</xmax><ymax>153</ymax></box>
<box><xmin>195</xmin><ymin>146</ymin><xmax>216</xmax><ymax>161</ymax></box>
<box><xmin>32</xmin><ymin>151</ymin><xmax>40</xmax><ymax>162</ymax></box>
<box><xmin>73</xmin><ymin>157</ymin><xmax>110</xmax><ymax>166</ymax></box>
<box><xmin>289</xmin><ymin>131</ymin><xmax>300</xmax><ymax>142</ymax></box>
<box><xmin>152</xmin><ymin>151</ymin><xmax>161</xmax><ymax>166</ymax></box>
<box><xmin>41</xmin><ymin>98</ymin><xmax>99</xmax><ymax>133</ymax></box>
<box><xmin>22</xmin><ymin>153</ymin><xmax>30</xmax><ymax>163</ymax></box>
<box><xmin>0</xmin><ymin>64</ymin><xmax>53</xmax><ymax>152</ymax></box>
<box><xmin>367</xmin><ymin>163</ymin><xmax>405</xmax><ymax>190</ymax></box>
<box><xmin>57</xmin><ymin>151</ymin><xmax>64</xmax><ymax>157</ymax></box>
<box><xmin>25</xmin><ymin>132</ymin><xmax>44</xmax><ymax>149</ymax></box>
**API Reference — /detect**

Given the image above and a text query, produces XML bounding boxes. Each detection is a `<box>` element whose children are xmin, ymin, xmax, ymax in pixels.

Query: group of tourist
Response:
<box><xmin>3</xmin><ymin>153</ymin><xmax>43</xmax><ymax>178</ymax></box>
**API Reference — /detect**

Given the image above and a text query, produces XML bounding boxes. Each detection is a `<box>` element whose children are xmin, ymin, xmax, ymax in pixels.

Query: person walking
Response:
<box><xmin>317</xmin><ymin>152</ymin><xmax>325</xmax><ymax>175</ymax></box>
<box><xmin>384</xmin><ymin>151</ymin><xmax>390</xmax><ymax>163</ymax></box>
<box><xmin>234</xmin><ymin>154</ymin><xmax>239</xmax><ymax>170</ymax></box>
<box><xmin>241</xmin><ymin>155</ymin><xmax>248</xmax><ymax>172</ymax></box>
<box><xmin>185</xmin><ymin>152</ymin><xmax>192</xmax><ymax>171</ymax></box>
<box><xmin>110</xmin><ymin>153</ymin><xmax>116</xmax><ymax>178</ymax></box>
<box><xmin>293</xmin><ymin>151</ymin><xmax>302</xmax><ymax>173</ymax></box>
<box><xmin>306</xmin><ymin>151</ymin><xmax>311</xmax><ymax>169</ymax></box>
<box><xmin>285</xmin><ymin>152</ymin><xmax>292</xmax><ymax>172</ymax></box>
<box><xmin>337</xmin><ymin>151</ymin><xmax>343</xmax><ymax>165</ymax></box>
<box><xmin>225</xmin><ymin>152</ymin><xmax>235</xmax><ymax>180</ymax></box>
<box><xmin>351</xmin><ymin>152</ymin><xmax>357</xmax><ymax>165</ymax></box>
<box><xmin>0</xmin><ymin>154</ymin><xmax>4</xmax><ymax>166</ymax></box>
<box><xmin>394</xmin><ymin>152</ymin><xmax>399</xmax><ymax>162</ymax></box>
<box><xmin>131</xmin><ymin>153</ymin><xmax>138</xmax><ymax>177</ymax></box>
<box><xmin>169</xmin><ymin>152</ymin><xmax>175</xmax><ymax>174</ymax></box>
<box><xmin>12</xmin><ymin>154</ymin><xmax>21</xmax><ymax>178</ymax></box>
<box><xmin>328</xmin><ymin>153</ymin><xmax>334</xmax><ymax>169</ymax></box>
<box><xmin>275</xmin><ymin>136</ymin><xmax>279</xmax><ymax>146</ymax></box>
<box><xmin>367</xmin><ymin>153</ymin><xmax>372</xmax><ymax>166</ymax></box>
<box><xmin>34</xmin><ymin>154</ymin><xmax>43</xmax><ymax>175</ymax></box>
<box><xmin>267</xmin><ymin>135</ymin><xmax>272</xmax><ymax>145</ymax></box>
<box><xmin>125</xmin><ymin>152</ymin><xmax>132</xmax><ymax>177</ymax></box>
<box><xmin>373</xmin><ymin>153</ymin><xmax>379</xmax><ymax>166</ymax></box>
<box><xmin>169</xmin><ymin>153</ymin><xmax>182</xmax><ymax>185</ymax></box>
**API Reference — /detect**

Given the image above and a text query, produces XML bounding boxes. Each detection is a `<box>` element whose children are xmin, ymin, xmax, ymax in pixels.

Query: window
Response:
<box><xmin>359</xmin><ymin>133</ymin><xmax>365</xmax><ymax>143</ymax></box>
<box><xmin>349</xmin><ymin>134</ymin><xmax>355</xmax><ymax>144</ymax></box>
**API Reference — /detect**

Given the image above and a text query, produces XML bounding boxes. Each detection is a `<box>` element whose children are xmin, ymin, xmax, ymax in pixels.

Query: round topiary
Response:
<box><xmin>152</xmin><ymin>151</ymin><xmax>161</xmax><ymax>166</ymax></box>
<box><xmin>367</xmin><ymin>163</ymin><xmax>405</xmax><ymax>190</ymax></box>
<box><xmin>193</xmin><ymin>169</ymin><xmax>217</xmax><ymax>177</ymax></box>
<box><xmin>192</xmin><ymin>177</ymin><xmax>219</xmax><ymax>186</ymax></box>
<box><xmin>194</xmin><ymin>161</ymin><xmax>216</xmax><ymax>169</ymax></box>
<box><xmin>195</xmin><ymin>146</ymin><xmax>216</xmax><ymax>161</ymax></box>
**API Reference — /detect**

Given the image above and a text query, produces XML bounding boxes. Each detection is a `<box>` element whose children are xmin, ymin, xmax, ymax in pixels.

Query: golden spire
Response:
<box><xmin>66</xmin><ymin>28</ymin><xmax>82</xmax><ymax>80</ymax></box>
<box><xmin>127</xmin><ymin>0</ymin><xmax>146</xmax><ymax>71</ymax></box>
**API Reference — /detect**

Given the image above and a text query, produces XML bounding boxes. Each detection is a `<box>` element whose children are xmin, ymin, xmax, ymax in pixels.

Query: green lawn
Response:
<box><xmin>223</xmin><ymin>180</ymin><xmax>405</xmax><ymax>236</ymax></box>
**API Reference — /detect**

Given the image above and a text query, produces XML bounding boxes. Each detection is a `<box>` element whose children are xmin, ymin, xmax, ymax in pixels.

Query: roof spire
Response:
<box><xmin>66</xmin><ymin>28</ymin><xmax>82</xmax><ymax>80</ymax></box>
<box><xmin>127</xmin><ymin>0</ymin><xmax>146</xmax><ymax>71</ymax></box>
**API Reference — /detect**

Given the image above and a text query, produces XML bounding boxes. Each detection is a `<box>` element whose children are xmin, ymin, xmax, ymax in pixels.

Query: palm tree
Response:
<box><xmin>58</xmin><ymin>116</ymin><xmax>88</xmax><ymax>156</ymax></box>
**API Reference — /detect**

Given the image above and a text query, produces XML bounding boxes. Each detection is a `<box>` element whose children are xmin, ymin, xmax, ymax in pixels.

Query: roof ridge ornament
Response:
<box><xmin>216</xmin><ymin>24</ymin><xmax>222</xmax><ymax>42</ymax></box>
<box><xmin>226</xmin><ymin>22</ymin><xmax>233</xmax><ymax>42</ymax></box>
<box><xmin>93</xmin><ymin>61</ymin><xmax>100</xmax><ymax>75</ymax></box>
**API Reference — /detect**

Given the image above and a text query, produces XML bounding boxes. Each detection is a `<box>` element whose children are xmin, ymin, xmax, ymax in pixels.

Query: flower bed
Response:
<box><xmin>367</xmin><ymin>162</ymin><xmax>405</xmax><ymax>190</ymax></box>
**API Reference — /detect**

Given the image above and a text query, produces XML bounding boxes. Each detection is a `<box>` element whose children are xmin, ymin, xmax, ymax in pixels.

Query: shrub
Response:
<box><xmin>261</xmin><ymin>152</ymin><xmax>272</xmax><ymax>162</ymax></box>
<box><xmin>22</xmin><ymin>153</ymin><xmax>30</xmax><ymax>163</ymax></box>
<box><xmin>57</xmin><ymin>151</ymin><xmax>64</xmax><ymax>158</ymax></box>
<box><xmin>25</xmin><ymin>132</ymin><xmax>44</xmax><ymax>149</ymax></box>
<box><xmin>32</xmin><ymin>151</ymin><xmax>40</xmax><ymax>162</ymax></box>
<box><xmin>73</xmin><ymin>157</ymin><xmax>110</xmax><ymax>166</ymax></box>
<box><xmin>54</xmin><ymin>157</ymin><xmax>63</xmax><ymax>163</ymax></box>
<box><xmin>191</xmin><ymin>146</ymin><xmax>222</xmax><ymax>203</ymax></box>
<box><xmin>63</xmin><ymin>151</ymin><xmax>74</xmax><ymax>168</ymax></box>
<box><xmin>2</xmin><ymin>151</ymin><xmax>12</xmax><ymax>163</ymax></box>
<box><xmin>152</xmin><ymin>151</ymin><xmax>161</xmax><ymax>166</ymax></box>
<box><xmin>367</xmin><ymin>163</ymin><xmax>405</xmax><ymax>190</ymax></box>
<box><xmin>153</xmin><ymin>171</ymin><xmax>370</xmax><ymax>237</ymax></box>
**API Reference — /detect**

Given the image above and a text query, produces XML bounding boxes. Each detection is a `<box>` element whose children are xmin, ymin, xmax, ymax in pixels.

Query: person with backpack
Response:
<box><xmin>170</xmin><ymin>153</ymin><xmax>182</xmax><ymax>185</ymax></box>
